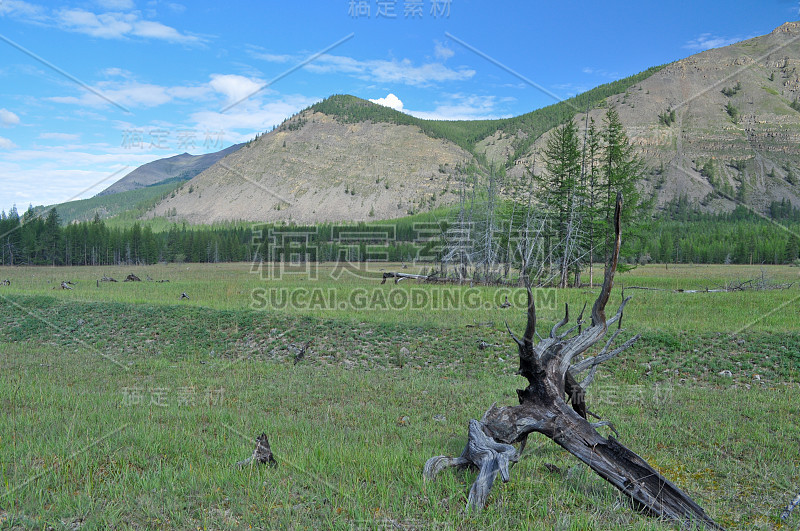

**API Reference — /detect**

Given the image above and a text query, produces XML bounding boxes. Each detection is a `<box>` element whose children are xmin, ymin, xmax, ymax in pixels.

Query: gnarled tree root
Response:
<box><xmin>424</xmin><ymin>419</ymin><xmax>517</xmax><ymax>511</ymax></box>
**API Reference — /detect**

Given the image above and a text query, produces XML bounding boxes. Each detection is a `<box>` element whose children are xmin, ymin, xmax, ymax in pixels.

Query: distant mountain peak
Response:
<box><xmin>98</xmin><ymin>143</ymin><xmax>244</xmax><ymax>196</ymax></box>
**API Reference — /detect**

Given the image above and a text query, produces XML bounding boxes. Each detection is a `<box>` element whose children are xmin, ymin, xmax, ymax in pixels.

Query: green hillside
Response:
<box><xmin>34</xmin><ymin>180</ymin><xmax>185</xmax><ymax>225</ymax></box>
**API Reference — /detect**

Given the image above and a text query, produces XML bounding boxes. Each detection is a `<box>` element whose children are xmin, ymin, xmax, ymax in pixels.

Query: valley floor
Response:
<box><xmin>0</xmin><ymin>263</ymin><xmax>798</xmax><ymax>529</ymax></box>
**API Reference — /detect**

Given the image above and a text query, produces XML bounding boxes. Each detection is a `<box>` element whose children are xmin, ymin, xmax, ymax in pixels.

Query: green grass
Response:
<box><xmin>0</xmin><ymin>263</ymin><xmax>799</xmax><ymax>529</ymax></box>
<box><xmin>0</xmin><ymin>263</ymin><xmax>797</xmax><ymax>333</ymax></box>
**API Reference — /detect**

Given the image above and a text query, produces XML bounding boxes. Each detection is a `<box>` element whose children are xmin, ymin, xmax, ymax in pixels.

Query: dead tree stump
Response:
<box><xmin>236</xmin><ymin>433</ymin><xmax>277</xmax><ymax>468</ymax></box>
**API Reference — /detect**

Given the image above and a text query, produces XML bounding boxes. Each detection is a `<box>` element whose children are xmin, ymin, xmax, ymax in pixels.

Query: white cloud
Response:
<box><xmin>3</xmin><ymin>0</ymin><xmax>197</xmax><ymax>46</ymax></box>
<box><xmin>39</xmin><ymin>132</ymin><xmax>81</xmax><ymax>141</ymax></box>
<box><xmin>0</xmin><ymin>145</ymin><xmax>196</xmax><ymax>208</ymax></box>
<box><xmin>189</xmin><ymin>94</ymin><xmax>319</xmax><ymax>142</ymax></box>
<box><xmin>247</xmin><ymin>46</ymin><xmax>293</xmax><ymax>63</ymax></box>
<box><xmin>101</xmin><ymin>67</ymin><xmax>134</xmax><ymax>78</ymax></box>
<box><xmin>49</xmin><ymin>78</ymin><xmax>212</xmax><ymax>108</ymax></box>
<box><xmin>406</xmin><ymin>94</ymin><xmax>508</xmax><ymax>121</ymax></box>
<box><xmin>167</xmin><ymin>3</ymin><xmax>187</xmax><ymax>14</ymax></box>
<box><xmin>132</xmin><ymin>20</ymin><xmax>190</xmax><ymax>41</ymax></box>
<box><xmin>305</xmin><ymin>54</ymin><xmax>475</xmax><ymax>87</ymax></box>
<box><xmin>209</xmin><ymin>74</ymin><xmax>264</xmax><ymax>104</ymax></box>
<box><xmin>434</xmin><ymin>42</ymin><xmax>455</xmax><ymax>61</ymax></box>
<box><xmin>581</xmin><ymin>66</ymin><xmax>619</xmax><ymax>79</ymax></box>
<box><xmin>0</xmin><ymin>137</ymin><xmax>18</xmax><ymax>149</ymax></box>
<box><xmin>51</xmin><ymin>6</ymin><xmax>201</xmax><ymax>43</ymax></box>
<box><xmin>0</xmin><ymin>0</ymin><xmax>46</xmax><ymax>20</ymax></box>
<box><xmin>46</xmin><ymin>73</ymin><xmax>278</xmax><ymax>111</ymax></box>
<box><xmin>0</xmin><ymin>109</ymin><xmax>20</xmax><ymax>127</ymax></box>
<box><xmin>551</xmin><ymin>82</ymin><xmax>589</xmax><ymax>97</ymax></box>
<box><xmin>52</xmin><ymin>82</ymin><xmax>170</xmax><ymax>107</ymax></box>
<box><xmin>58</xmin><ymin>9</ymin><xmax>134</xmax><ymax>38</ymax></box>
<box><xmin>684</xmin><ymin>33</ymin><xmax>750</xmax><ymax>51</ymax></box>
<box><xmin>369</xmin><ymin>93</ymin><xmax>404</xmax><ymax>111</ymax></box>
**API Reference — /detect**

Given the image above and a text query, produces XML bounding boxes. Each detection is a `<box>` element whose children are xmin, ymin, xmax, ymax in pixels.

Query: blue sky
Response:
<box><xmin>0</xmin><ymin>0</ymin><xmax>797</xmax><ymax>212</ymax></box>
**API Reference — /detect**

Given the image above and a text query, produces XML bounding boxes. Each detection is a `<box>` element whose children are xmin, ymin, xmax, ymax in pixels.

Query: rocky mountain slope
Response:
<box><xmin>509</xmin><ymin>21</ymin><xmax>800</xmax><ymax>212</ymax></box>
<box><xmin>148</xmin><ymin>111</ymin><xmax>472</xmax><ymax>224</ymax></box>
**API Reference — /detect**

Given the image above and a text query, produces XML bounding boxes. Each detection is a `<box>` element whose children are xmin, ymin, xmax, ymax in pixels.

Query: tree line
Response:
<box><xmin>0</xmin><ymin>207</ymin><xmax>433</xmax><ymax>266</ymax></box>
<box><xmin>629</xmin><ymin>198</ymin><xmax>800</xmax><ymax>265</ymax></box>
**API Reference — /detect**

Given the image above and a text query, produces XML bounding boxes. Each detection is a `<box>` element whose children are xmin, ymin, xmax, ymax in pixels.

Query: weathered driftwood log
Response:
<box><xmin>626</xmin><ymin>272</ymin><xmax>794</xmax><ymax>293</ymax></box>
<box><xmin>424</xmin><ymin>194</ymin><xmax>722</xmax><ymax>529</ymax></box>
<box><xmin>292</xmin><ymin>339</ymin><xmax>312</xmax><ymax>365</ymax></box>
<box><xmin>236</xmin><ymin>433</ymin><xmax>277</xmax><ymax>468</ymax></box>
<box><xmin>782</xmin><ymin>488</ymin><xmax>800</xmax><ymax>520</ymax></box>
<box><xmin>124</xmin><ymin>274</ymin><xmax>141</xmax><ymax>282</ymax></box>
<box><xmin>380</xmin><ymin>271</ymin><xmax>436</xmax><ymax>284</ymax></box>
<box><xmin>381</xmin><ymin>271</ymin><xmax>518</xmax><ymax>287</ymax></box>
<box><xmin>625</xmin><ymin>286</ymin><xmax>729</xmax><ymax>293</ymax></box>
<box><xmin>424</xmin><ymin>420</ymin><xmax>517</xmax><ymax>509</ymax></box>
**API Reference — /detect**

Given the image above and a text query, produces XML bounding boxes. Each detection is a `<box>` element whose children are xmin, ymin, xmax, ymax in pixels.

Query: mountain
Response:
<box><xmin>145</xmin><ymin>22</ymin><xmax>800</xmax><ymax>224</ymax></box>
<box><xmin>33</xmin><ymin>143</ymin><xmax>245</xmax><ymax>224</ymax></box>
<box><xmin>98</xmin><ymin>143</ymin><xmax>244</xmax><ymax>196</ymax></box>
<box><xmin>148</xmin><ymin>110</ymin><xmax>473</xmax><ymax>224</ymax></box>
<box><xmin>510</xmin><ymin>21</ymin><xmax>800</xmax><ymax>212</ymax></box>
<box><xmin>145</xmin><ymin>68</ymin><xmax>662</xmax><ymax>224</ymax></box>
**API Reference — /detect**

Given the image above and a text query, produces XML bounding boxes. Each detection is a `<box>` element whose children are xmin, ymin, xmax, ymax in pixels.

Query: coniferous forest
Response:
<box><xmin>1</xmin><ymin>199</ymin><xmax>798</xmax><ymax>267</ymax></box>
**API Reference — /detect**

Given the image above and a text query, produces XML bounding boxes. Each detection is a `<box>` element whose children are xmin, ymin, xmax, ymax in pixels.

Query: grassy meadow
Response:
<box><xmin>0</xmin><ymin>262</ymin><xmax>798</xmax><ymax>529</ymax></box>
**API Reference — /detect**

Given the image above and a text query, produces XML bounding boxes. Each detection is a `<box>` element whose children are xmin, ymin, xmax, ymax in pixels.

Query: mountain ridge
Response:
<box><xmin>98</xmin><ymin>142</ymin><xmax>245</xmax><ymax>196</ymax></box>
<box><xmin>143</xmin><ymin>21</ymin><xmax>800</xmax><ymax>224</ymax></box>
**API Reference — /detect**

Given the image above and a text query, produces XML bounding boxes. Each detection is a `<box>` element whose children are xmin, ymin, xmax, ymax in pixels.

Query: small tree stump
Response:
<box><xmin>236</xmin><ymin>433</ymin><xmax>277</xmax><ymax>468</ymax></box>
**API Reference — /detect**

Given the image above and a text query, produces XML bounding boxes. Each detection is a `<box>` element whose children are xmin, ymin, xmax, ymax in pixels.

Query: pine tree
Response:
<box><xmin>786</xmin><ymin>234</ymin><xmax>800</xmax><ymax>263</ymax></box>
<box><xmin>600</xmin><ymin>107</ymin><xmax>648</xmax><ymax>263</ymax></box>
<box><xmin>43</xmin><ymin>208</ymin><xmax>63</xmax><ymax>266</ymax></box>
<box><xmin>583</xmin><ymin>117</ymin><xmax>604</xmax><ymax>285</ymax></box>
<box><xmin>539</xmin><ymin>119</ymin><xmax>582</xmax><ymax>287</ymax></box>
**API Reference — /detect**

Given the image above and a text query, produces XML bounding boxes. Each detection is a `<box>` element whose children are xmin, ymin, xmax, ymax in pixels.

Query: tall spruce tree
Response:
<box><xmin>539</xmin><ymin>119</ymin><xmax>582</xmax><ymax>288</ymax></box>
<box><xmin>600</xmin><ymin>107</ymin><xmax>648</xmax><ymax>263</ymax></box>
<box><xmin>43</xmin><ymin>208</ymin><xmax>63</xmax><ymax>266</ymax></box>
<box><xmin>583</xmin><ymin>117</ymin><xmax>604</xmax><ymax>286</ymax></box>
